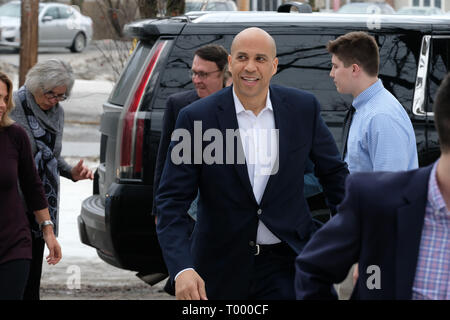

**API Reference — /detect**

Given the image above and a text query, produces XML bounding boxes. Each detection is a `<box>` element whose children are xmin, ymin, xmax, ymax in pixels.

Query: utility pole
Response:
<box><xmin>19</xmin><ymin>0</ymin><xmax>39</xmax><ymax>87</ymax></box>
<box><xmin>237</xmin><ymin>0</ymin><xmax>250</xmax><ymax>11</ymax></box>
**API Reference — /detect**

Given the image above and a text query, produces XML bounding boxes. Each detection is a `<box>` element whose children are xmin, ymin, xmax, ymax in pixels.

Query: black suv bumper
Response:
<box><xmin>78</xmin><ymin>182</ymin><xmax>167</xmax><ymax>276</ymax></box>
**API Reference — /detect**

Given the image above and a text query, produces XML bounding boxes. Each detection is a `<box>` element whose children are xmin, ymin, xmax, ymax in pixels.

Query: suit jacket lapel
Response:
<box><xmin>395</xmin><ymin>165</ymin><xmax>433</xmax><ymax>299</ymax></box>
<box><xmin>260</xmin><ymin>86</ymin><xmax>288</xmax><ymax>206</ymax></box>
<box><xmin>216</xmin><ymin>87</ymin><xmax>257</xmax><ymax>204</ymax></box>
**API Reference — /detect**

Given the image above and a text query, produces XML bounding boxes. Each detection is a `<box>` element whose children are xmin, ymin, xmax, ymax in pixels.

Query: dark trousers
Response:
<box><xmin>0</xmin><ymin>259</ymin><xmax>31</xmax><ymax>300</ymax></box>
<box><xmin>248</xmin><ymin>243</ymin><xmax>297</xmax><ymax>300</ymax></box>
<box><xmin>23</xmin><ymin>237</ymin><xmax>45</xmax><ymax>300</ymax></box>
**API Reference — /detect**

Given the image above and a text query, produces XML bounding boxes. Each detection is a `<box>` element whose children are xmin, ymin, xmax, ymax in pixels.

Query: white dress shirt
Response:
<box><xmin>232</xmin><ymin>88</ymin><xmax>281</xmax><ymax>245</ymax></box>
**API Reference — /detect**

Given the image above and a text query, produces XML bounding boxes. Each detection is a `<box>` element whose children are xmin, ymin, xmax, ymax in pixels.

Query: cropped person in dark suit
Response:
<box><xmin>153</xmin><ymin>44</ymin><xmax>229</xmax><ymax>220</ymax></box>
<box><xmin>155</xmin><ymin>27</ymin><xmax>348</xmax><ymax>300</ymax></box>
<box><xmin>295</xmin><ymin>73</ymin><xmax>450</xmax><ymax>300</ymax></box>
<box><xmin>153</xmin><ymin>44</ymin><xmax>229</xmax><ymax>295</ymax></box>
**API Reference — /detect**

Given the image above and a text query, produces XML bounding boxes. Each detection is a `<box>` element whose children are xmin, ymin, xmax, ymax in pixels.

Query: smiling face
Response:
<box><xmin>228</xmin><ymin>28</ymin><xmax>278</xmax><ymax>109</ymax></box>
<box><xmin>191</xmin><ymin>55</ymin><xmax>225</xmax><ymax>98</ymax></box>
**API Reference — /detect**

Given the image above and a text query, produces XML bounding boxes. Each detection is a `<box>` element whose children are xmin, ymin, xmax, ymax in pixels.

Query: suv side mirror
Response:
<box><xmin>42</xmin><ymin>16</ymin><xmax>53</xmax><ymax>23</ymax></box>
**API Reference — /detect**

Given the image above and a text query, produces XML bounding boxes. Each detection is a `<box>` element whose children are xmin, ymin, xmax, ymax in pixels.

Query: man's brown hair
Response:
<box><xmin>327</xmin><ymin>31</ymin><xmax>379</xmax><ymax>77</ymax></box>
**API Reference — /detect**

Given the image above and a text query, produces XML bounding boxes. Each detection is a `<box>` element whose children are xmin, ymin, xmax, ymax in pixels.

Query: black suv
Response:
<box><xmin>78</xmin><ymin>11</ymin><xmax>449</xmax><ymax>284</ymax></box>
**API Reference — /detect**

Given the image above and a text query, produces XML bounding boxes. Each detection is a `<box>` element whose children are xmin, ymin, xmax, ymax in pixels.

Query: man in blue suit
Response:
<box><xmin>156</xmin><ymin>27</ymin><xmax>349</xmax><ymax>300</ymax></box>
<box><xmin>295</xmin><ymin>73</ymin><xmax>450</xmax><ymax>300</ymax></box>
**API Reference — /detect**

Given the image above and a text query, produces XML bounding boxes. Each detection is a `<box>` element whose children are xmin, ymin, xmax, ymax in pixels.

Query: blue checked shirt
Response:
<box><xmin>412</xmin><ymin>161</ymin><xmax>450</xmax><ymax>300</ymax></box>
<box><xmin>345</xmin><ymin>79</ymin><xmax>418</xmax><ymax>173</ymax></box>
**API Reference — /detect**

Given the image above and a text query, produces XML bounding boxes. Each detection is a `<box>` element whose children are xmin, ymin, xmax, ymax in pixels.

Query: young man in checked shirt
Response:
<box><xmin>294</xmin><ymin>73</ymin><xmax>450</xmax><ymax>300</ymax></box>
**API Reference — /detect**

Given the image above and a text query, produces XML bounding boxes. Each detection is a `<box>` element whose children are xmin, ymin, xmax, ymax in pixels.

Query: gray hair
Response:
<box><xmin>25</xmin><ymin>59</ymin><xmax>75</xmax><ymax>97</ymax></box>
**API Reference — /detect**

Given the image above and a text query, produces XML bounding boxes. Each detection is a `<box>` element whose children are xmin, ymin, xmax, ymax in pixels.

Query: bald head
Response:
<box><xmin>228</xmin><ymin>27</ymin><xmax>278</xmax><ymax>112</ymax></box>
<box><xmin>231</xmin><ymin>27</ymin><xmax>277</xmax><ymax>59</ymax></box>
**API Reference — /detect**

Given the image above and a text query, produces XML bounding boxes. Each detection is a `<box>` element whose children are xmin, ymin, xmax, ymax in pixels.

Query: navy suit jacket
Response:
<box><xmin>295</xmin><ymin>165</ymin><xmax>434</xmax><ymax>300</ymax></box>
<box><xmin>156</xmin><ymin>85</ymin><xmax>348</xmax><ymax>299</ymax></box>
<box><xmin>153</xmin><ymin>89</ymin><xmax>199</xmax><ymax>215</ymax></box>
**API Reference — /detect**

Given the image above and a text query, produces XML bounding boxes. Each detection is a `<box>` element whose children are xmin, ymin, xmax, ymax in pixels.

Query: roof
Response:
<box><xmin>193</xmin><ymin>11</ymin><xmax>450</xmax><ymax>25</ymax></box>
<box><xmin>124</xmin><ymin>11</ymin><xmax>450</xmax><ymax>38</ymax></box>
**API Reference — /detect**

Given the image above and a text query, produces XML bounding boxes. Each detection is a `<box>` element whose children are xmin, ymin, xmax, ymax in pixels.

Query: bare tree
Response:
<box><xmin>71</xmin><ymin>0</ymin><xmax>84</xmax><ymax>7</ymax></box>
<box><xmin>137</xmin><ymin>0</ymin><xmax>159</xmax><ymax>18</ymax></box>
<box><xmin>166</xmin><ymin>0</ymin><xmax>184</xmax><ymax>16</ymax></box>
<box><xmin>94</xmin><ymin>0</ymin><xmax>140</xmax><ymax>81</ymax></box>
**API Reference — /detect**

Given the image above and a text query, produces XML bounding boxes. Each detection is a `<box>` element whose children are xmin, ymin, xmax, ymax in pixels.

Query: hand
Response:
<box><xmin>71</xmin><ymin>159</ymin><xmax>94</xmax><ymax>181</ymax></box>
<box><xmin>175</xmin><ymin>269</ymin><xmax>207</xmax><ymax>300</ymax></box>
<box><xmin>352</xmin><ymin>264</ymin><xmax>359</xmax><ymax>286</ymax></box>
<box><xmin>42</xmin><ymin>227</ymin><xmax>62</xmax><ymax>265</ymax></box>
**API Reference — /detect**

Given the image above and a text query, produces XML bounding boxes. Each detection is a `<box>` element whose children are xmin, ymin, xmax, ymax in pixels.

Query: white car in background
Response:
<box><xmin>0</xmin><ymin>1</ymin><xmax>93</xmax><ymax>52</ymax></box>
<box><xmin>185</xmin><ymin>0</ymin><xmax>238</xmax><ymax>13</ymax></box>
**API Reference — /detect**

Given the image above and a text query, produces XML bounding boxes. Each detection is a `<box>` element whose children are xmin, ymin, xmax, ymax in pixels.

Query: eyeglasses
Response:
<box><xmin>189</xmin><ymin>69</ymin><xmax>221</xmax><ymax>80</ymax></box>
<box><xmin>44</xmin><ymin>91</ymin><xmax>67</xmax><ymax>101</ymax></box>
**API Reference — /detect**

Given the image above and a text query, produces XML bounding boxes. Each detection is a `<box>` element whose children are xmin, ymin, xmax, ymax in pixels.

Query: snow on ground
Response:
<box><xmin>55</xmin><ymin>177</ymin><xmax>98</xmax><ymax>259</ymax></box>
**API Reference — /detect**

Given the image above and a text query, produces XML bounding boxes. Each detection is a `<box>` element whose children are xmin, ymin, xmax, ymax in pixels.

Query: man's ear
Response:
<box><xmin>272</xmin><ymin>57</ymin><xmax>279</xmax><ymax>76</ymax></box>
<box><xmin>352</xmin><ymin>63</ymin><xmax>361</xmax><ymax>74</ymax></box>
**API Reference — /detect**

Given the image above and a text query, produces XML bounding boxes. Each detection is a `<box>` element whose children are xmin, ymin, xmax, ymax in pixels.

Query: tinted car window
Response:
<box><xmin>109</xmin><ymin>41</ymin><xmax>154</xmax><ymax>106</ymax></box>
<box><xmin>58</xmin><ymin>6</ymin><xmax>73</xmax><ymax>19</ymax></box>
<box><xmin>44</xmin><ymin>7</ymin><xmax>60</xmax><ymax>19</ymax></box>
<box><xmin>376</xmin><ymin>33</ymin><xmax>420</xmax><ymax>115</ymax></box>
<box><xmin>206</xmin><ymin>2</ymin><xmax>228</xmax><ymax>10</ymax></box>
<box><xmin>156</xmin><ymin>34</ymin><xmax>232</xmax><ymax>109</ymax></box>
<box><xmin>427</xmin><ymin>38</ymin><xmax>450</xmax><ymax>111</ymax></box>
<box><xmin>157</xmin><ymin>32</ymin><xmax>419</xmax><ymax>113</ymax></box>
<box><xmin>273</xmin><ymin>34</ymin><xmax>347</xmax><ymax>111</ymax></box>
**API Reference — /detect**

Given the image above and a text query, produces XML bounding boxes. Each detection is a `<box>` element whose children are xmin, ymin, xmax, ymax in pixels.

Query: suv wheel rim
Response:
<box><xmin>75</xmin><ymin>34</ymin><xmax>85</xmax><ymax>52</ymax></box>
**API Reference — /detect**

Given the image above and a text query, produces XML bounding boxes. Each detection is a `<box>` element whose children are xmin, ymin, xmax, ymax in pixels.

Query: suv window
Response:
<box><xmin>273</xmin><ymin>34</ymin><xmax>346</xmax><ymax>111</ymax></box>
<box><xmin>109</xmin><ymin>41</ymin><xmax>155</xmax><ymax>106</ymax></box>
<box><xmin>427</xmin><ymin>38</ymin><xmax>450</xmax><ymax>112</ymax></box>
<box><xmin>377</xmin><ymin>34</ymin><xmax>420</xmax><ymax>114</ymax></box>
<box><xmin>157</xmin><ymin>32</ymin><xmax>419</xmax><ymax>113</ymax></box>
<box><xmin>156</xmin><ymin>34</ymin><xmax>233</xmax><ymax>110</ymax></box>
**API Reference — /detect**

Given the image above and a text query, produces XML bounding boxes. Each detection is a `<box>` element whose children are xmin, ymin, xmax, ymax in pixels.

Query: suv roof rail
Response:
<box><xmin>277</xmin><ymin>1</ymin><xmax>313</xmax><ymax>13</ymax></box>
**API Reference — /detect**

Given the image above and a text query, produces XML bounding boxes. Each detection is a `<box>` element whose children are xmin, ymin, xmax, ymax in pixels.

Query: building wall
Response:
<box><xmin>315</xmin><ymin>0</ymin><xmax>450</xmax><ymax>11</ymax></box>
<box><xmin>395</xmin><ymin>0</ymin><xmax>450</xmax><ymax>11</ymax></box>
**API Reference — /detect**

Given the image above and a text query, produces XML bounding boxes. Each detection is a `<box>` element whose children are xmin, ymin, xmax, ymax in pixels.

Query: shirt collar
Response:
<box><xmin>352</xmin><ymin>78</ymin><xmax>384</xmax><ymax>110</ymax></box>
<box><xmin>232</xmin><ymin>87</ymin><xmax>273</xmax><ymax>115</ymax></box>
<box><xmin>428</xmin><ymin>159</ymin><xmax>449</xmax><ymax>216</ymax></box>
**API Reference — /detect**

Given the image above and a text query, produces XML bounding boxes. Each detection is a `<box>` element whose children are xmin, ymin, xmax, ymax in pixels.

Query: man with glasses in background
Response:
<box><xmin>152</xmin><ymin>44</ymin><xmax>229</xmax><ymax>295</ymax></box>
<box><xmin>153</xmin><ymin>44</ymin><xmax>229</xmax><ymax>221</ymax></box>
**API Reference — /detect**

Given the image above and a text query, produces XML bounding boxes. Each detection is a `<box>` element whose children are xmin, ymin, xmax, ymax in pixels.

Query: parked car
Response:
<box><xmin>0</xmin><ymin>1</ymin><xmax>93</xmax><ymax>52</ymax></box>
<box><xmin>396</xmin><ymin>6</ymin><xmax>444</xmax><ymax>15</ymax></box>
<box><xmin>78</xmin><ymin>11</ymin><xmax>448</xmax><ymax>284</ymax></box>
<box><xmin>337</xmin><ymin>2</ymin><xmax>395</xmax><ymax>14</ymax></box>
<box><xmin>185</xmin><ymin>0</ymin><xmax>237</xmax><ymax>13</ymax></box>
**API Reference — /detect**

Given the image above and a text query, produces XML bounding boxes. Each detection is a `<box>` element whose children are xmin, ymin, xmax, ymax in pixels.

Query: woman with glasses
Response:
<box><xmin>10</xmin><ymin>59</ymin><xmax>94</xmax><ymax>300</ymax></box>
<box><xmin>0</xmin><ymin>71</ymin><xmax>62</xmax><ymax>300</ymax></box>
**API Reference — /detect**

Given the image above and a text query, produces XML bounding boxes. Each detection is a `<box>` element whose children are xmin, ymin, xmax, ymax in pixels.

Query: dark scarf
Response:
<box><xmin>18</xmin><ymin>88</ymin><xmax>59</xmax><ymax>238</ymax></box>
